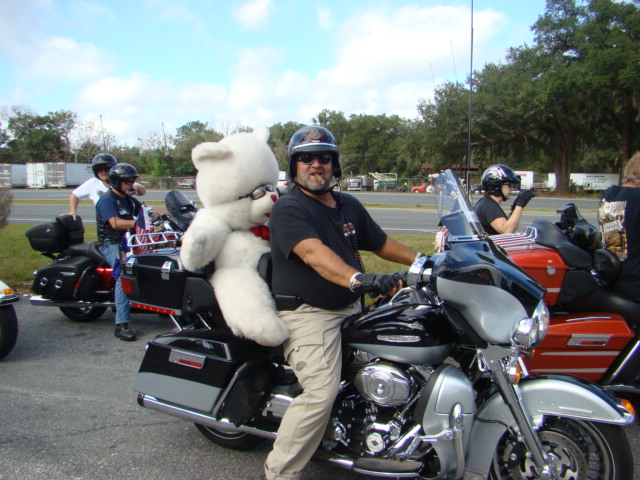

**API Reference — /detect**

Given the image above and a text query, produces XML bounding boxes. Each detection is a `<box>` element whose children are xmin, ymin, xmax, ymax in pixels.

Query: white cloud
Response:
<box><xmin>0</xmin><ymin>0</ymin><xmax>56</xmax><ymax>60</ymax></box>
<box><xmin>232</xmin><ymin>0</ymin><xmax>273</xmax><ymax>30</ymax></box>
<box><xmin>74</xmin><ymin>72</ymin><xmax>227</xmax><ymax>145</ymax></box>
<box><xmin>20</xmin><ymin>37</ymin><xmax>114</xmax><ymax>81</ymax></box>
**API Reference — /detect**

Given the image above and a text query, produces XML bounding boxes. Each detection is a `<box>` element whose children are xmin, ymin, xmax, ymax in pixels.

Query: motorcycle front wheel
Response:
<box><xmin>490</xmin><ymin>416</ymin><xmax>633</xmax><ymax>480</ymax></box>
<box><xmin>0</xmin><ymin>305</ymin><xmax>18</xmax><ymax>360</ymax></box>
<box><xmin>59</xmin><ymin>306</ymin><xmax>107</xmax><ymax>322</ymax></box>
<box><xmin>194</xmin><ymin>423</ymin><xmax>264</xmax><ymax>451</ymax></box>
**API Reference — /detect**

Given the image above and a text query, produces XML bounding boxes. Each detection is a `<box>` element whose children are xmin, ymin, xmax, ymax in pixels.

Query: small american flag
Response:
<box><xmin>131</xmin><ymin>206</ymin><xmax>154</xmax><ymax>254</ymax></box>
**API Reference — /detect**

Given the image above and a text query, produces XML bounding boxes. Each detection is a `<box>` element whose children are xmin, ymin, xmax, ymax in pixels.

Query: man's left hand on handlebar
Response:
<box><xmin>350</xmin><ymin>272</ymin><xmax>404</xmax><ymax>297</ymax></box>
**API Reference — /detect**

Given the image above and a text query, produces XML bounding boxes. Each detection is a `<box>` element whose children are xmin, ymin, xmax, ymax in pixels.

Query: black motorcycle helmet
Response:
<box><xmin>481</xmin><ymin>164</ymin><xmax>521</xmax><ymax>201</ymax></box>
<box><xmin>287</xmin><ymin>125</ymin><xmax>341</xmax><ymax>181</ymax></box>
<box><xmin>91</xmin><ymin>153</ymin><xmax>117</xmax><ymax>178</ymax></box>
<box><xmin>109</xmin><ymin>163</ymin><xmax>139</xmax><ymax>193</ymax></box>
<box><xmin>570</xmin><ymin>221</ymin><xmax>602</xmax><ymax>255</ymax></box>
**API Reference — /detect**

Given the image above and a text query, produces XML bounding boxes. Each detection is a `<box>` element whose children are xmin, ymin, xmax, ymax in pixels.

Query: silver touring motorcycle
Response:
<box><xmin>133</xmin><ymin>169</ymin><xmax>635</xmax><ymax>479</ymax></box>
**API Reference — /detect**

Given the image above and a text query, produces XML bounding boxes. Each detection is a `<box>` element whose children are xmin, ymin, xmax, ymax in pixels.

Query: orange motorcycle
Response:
<box><xmin>492</xmin><ymin>203</ymin><xmax>640</xmax><ymax>398</ymax></box>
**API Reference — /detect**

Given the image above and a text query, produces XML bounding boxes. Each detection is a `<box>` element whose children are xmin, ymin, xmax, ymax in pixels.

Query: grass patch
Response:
<box><xmin>361</xmin><ymin>234</ymin><xmax>435</xmax><ymax>274</ymax></box>
<box><xmin>1</xmin><ymin>224</ymin><xmax>430</xmax><ymax>294</ymax></box>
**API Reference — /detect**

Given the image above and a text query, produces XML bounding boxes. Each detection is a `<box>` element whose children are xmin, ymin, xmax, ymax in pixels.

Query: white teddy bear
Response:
<box><xmin>179</xmin><ymin>128</ymin><xmax>289</xmax><ymax>346</ymax></box>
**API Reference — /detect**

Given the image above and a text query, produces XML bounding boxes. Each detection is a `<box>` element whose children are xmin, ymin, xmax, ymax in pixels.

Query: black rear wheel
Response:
<box><xmin>0</xmin><ymin>305</ymin><xmax>18</xmax><ymax>360</ymax></box>
<box><xmin>194</xmin><ymin>423</ymin><xmax>264</xmax><ymax>451</ymax></box>
<box><xmin>59</xmin><ymin>306</ymin><xmax>107</xmax><ymax>322</ymax></box>
<box><xmin>490</xmin><ymin>416</ymin><xmax>633</xmax><ymax>480</ymax></box>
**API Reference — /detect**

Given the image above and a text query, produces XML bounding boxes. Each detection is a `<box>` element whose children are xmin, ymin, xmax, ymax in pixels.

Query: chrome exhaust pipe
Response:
<box><xmin>29</xmin><ymin>295</ymin><xmax>115</xmax><ymax>308</ymax></box>
<box><xmin>140</xmin><ymin>394</ymin><xmax>424</xmax><ymax>478</ymax></box>
<box><xmin>138</xmin><ymin>394</ymin><xmax>277</xmax><ymax>440</ymax></box>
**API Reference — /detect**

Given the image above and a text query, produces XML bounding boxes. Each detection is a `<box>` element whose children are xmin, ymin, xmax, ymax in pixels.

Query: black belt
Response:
<box><xmin>274</xmin><ymin>294</ymin><xmax>304</xmax><ymax>311</ymax></box>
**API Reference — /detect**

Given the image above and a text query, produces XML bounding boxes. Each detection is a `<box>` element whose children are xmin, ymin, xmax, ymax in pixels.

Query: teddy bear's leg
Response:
<box><xmin>211</xmin><ymin>267</ymin><xmax>289</xmax><ymax>347</ymax></box>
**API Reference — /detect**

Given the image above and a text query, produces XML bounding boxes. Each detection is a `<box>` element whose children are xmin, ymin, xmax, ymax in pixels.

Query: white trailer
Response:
<box><xmin>26</xmin><ymin>162</ymin><xmax>92</xmax><ymax>188</ymax></box>
<box><xmin>0</xmin><ymin>164</ymin><xmax>27</xmax><ymax>187</ymax></box>
<box><xmin>514</xmin><ymin>170</ymin><xmax>534</xmax><ymax>190</ymax></box>
<box><xmin>547</xmin><ymin>173</ymin><xmax>619</xmax><ymax>191</ymax></box>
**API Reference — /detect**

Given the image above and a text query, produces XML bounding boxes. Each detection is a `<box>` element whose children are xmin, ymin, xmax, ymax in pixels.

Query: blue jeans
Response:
<box><xmin>98</xmin><ymin>242</ymin><xmax>130</xmax><ymax>326</ymax></box>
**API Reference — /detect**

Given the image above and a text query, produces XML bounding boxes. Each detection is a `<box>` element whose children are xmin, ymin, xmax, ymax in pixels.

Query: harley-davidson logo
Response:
<box><xmin>307</xmin><ymin>128</ymin><xmax>322</xmax><ymax>140</ymax></box>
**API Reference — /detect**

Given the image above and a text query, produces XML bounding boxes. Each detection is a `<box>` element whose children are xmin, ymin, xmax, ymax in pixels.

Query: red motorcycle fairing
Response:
<box><xmin>491</xmin><ymin>228</ymin><xmax>637</xmax><ymax>386</ymax></box>
<box><xmin>525</xmin><ymin>312</ymin><xmax>633</xmax><ymax>382</ymax></box>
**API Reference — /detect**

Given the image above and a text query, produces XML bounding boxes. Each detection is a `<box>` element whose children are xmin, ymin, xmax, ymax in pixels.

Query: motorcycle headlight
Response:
<box><xmin>512</xmin><ymin>317</ymin><xmax>538</xmax><ymax>349</ymax></box>
<box><xmin>532</xmin><ymin>300</ymin><xmax>550</xmax><ymax>344</ymax></box>
<box><xmin>511</xmin><ymin>300</ymin><xmax>549</xmax><ymax>349</ymax></box>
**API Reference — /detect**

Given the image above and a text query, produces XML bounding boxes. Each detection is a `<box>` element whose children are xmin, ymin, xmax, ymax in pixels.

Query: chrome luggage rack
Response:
<box><xmin>128</xmin><ymin>231</ymin><xmax>182</xmax><ymax>251</ymax></box>
<box><xmin>490</xmin><ymin>226</ymin><xmax>538</xmax><ymax>249</ymax></box>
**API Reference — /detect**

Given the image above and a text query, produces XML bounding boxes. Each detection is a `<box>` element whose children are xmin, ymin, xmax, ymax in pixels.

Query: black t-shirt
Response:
<box><xmin>270</xmin><ymin>186</ymin><xmax>387</xmax><ymax>310</ymax></box>
<box><xmin>598</xmin><ymin>186</ymin><xmax>640</xmax><ymax>301</ymax></box>
<box><xmin>474</xmin><ymin>196</ymin><xmax>506</xmax><ymax>235</ymax></box>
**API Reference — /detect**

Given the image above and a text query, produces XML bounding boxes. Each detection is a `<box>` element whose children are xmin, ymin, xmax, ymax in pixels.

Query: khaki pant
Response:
<box><xmin>264</xmin><ymin>302</ymin><xmax>361</xmax><ymax>480</ymax></box>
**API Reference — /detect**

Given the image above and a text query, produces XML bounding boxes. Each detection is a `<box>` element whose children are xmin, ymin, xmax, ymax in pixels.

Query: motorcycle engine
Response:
<box><xmin>353</xmin><ymin>362</ymin><xmax>414</xmax><ymax>407</ymax></box>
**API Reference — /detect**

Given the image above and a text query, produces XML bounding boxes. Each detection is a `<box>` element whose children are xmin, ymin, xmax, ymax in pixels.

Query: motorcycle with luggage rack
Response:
<box><xmin>128</xmin><ymin>170</ymin><xmax>635</xmax><ymax>480</ymax></box>
<box><xmin>25</xmin><ymin>191</ymin><xmax>202</xmax><ymax>330</ymax></box>
<box><xmin>490</xmin><ymin>203</ymin><xmax>640</xmax><ymax>400</ymax></box>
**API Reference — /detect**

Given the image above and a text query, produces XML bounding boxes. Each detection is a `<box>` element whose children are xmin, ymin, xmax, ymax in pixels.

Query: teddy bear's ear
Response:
<box><xmin>191</xmin><ymin>142</ymin><xmax>233</xmax><ymax>169</ymax></box>
<box><xmin>253</xmin><ymin>126</ymin><xmax>270</xmax><ymax>143</ymax></box>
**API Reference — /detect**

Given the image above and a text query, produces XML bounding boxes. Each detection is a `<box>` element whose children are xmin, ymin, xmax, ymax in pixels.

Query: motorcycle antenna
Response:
<box><xmin>162</xmin><ymin>122</ymin><xmax>175</xmax><ymax>190</ymax></box>
<box><xmin>465</xmin><ymin>0</ymin><xmax>474</xmax><ymax>192</ymax></box>
<box><xmin>450</xmin><ymin>41</ymin><xmax>458</xmax><ymax>84</ymax></box>
<box><xmin>100</xmin><ymin>115</ymin><xmax>108</xmax><ymax>153</ymax></box>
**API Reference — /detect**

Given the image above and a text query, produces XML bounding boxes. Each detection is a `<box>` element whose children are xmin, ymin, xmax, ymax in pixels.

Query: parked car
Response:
<box><xmin>411</xmin><ymin>183</ymin><xmax>434</xmax><ymax>193</ymax></box>
<box><xmin>470</xmin><ymin>183</ymin><xmax>484</xmax><ymax>194</ymax></box>
<box><xmin>277</xmin><ymin>171</ymin><xmax>290</xmax><ymax>195</ymax></box>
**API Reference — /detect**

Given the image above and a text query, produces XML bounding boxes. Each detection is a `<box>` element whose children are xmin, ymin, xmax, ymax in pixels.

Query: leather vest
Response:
<box><xmin>96</xmin><ymin>190</ymin><xmax>140</xmax><ymax>245</ymax></box>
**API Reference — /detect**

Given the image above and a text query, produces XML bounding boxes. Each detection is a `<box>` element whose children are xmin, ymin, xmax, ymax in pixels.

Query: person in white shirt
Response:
<box><xmin>65</xmin><ymin>153</ymin><xmax>146</xmax><ymax>220</ymax></box>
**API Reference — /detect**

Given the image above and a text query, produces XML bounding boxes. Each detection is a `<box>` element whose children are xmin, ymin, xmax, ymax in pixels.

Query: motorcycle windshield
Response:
<box><xmin>434</xmin><ymin>169</ymin><xmax>486</xmax><ymax>238</ymax></box>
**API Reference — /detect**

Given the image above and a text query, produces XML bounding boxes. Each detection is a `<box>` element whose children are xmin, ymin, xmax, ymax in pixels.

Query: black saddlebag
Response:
<box><xmin>120</xmin><ymin>248</ymin><xmax>217</xmax><ymax>316</ymax></box>
<box><xmin>25</xmin><ymin>216</ymin><xmax>84</xmax><ymax>253</ymax></box>
<box><xmin>32</xmin><ymin>256</ymin><xmax>93</xmax><ymax>299</ymax></box>
<box><xmin>133</xmin><ymin>329</ymin><xmax>272</xmax><ymax>416</ymax></box>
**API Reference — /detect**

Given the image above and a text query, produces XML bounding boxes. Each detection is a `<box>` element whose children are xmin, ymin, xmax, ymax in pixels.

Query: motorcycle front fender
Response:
<box><xmin>464</xmin><ymin>375</ymin><xmax>634</xmax><ymax>477</ymax></box>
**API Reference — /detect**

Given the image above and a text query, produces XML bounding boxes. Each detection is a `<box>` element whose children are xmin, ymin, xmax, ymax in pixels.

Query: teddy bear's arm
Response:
<box><xmin>179</xmin><ymin>210</ymin><xmax>229</xmax><ymax>270</ymax></box>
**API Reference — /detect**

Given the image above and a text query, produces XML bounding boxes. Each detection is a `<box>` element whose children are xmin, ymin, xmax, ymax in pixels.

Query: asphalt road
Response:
<box><xmin>2</xmin><ymin>300</ymin><xmax>640</xmax><ymax>480</ymax></box>
<box><xmin>8</xmin><ymin>189</ymin><xmax>600</xmax><ymax>236</ymax></box>
<box><xmin>0</xmin><ymin>300</ymin><xmax>364</xmax><ymax>480</ymax></box>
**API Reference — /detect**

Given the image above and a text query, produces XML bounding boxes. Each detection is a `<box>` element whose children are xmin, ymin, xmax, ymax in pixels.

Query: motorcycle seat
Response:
<box><xmin>67</xmin><ymin>241</ymin><xmax>110</xmax><ymax>267</ymax></box>
<box><xmin>532</xmin><ymin>219</ymin><xmax>592</xmax><ymax>269</ymax></box>
<box><xmin>594</xmin><ymin>248</ymin><xmax>621</xmax><ymax>287</ymax></box>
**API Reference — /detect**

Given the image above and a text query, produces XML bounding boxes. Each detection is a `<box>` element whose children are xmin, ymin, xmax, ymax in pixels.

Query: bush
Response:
<box><xmin>0</xmin><ymin>187</ymin><xmax>11</xmax><ymax>231</ymax></box>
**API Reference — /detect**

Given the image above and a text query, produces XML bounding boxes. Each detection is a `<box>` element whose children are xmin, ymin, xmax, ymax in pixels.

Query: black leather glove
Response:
<box><xmin>511</xmin><ymin>190</ymin><xmax>535</xmax><ymax>211</ymax></box>
<box><xmin>351</xmin><ymin>273</ymin><xmax>402</xmax><ymax>296</ymax></box>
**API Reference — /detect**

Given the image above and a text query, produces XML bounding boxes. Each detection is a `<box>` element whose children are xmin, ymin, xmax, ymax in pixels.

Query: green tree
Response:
<box><xmin>172</xmin><ymin>121</ymin><xmax>223</xmax><ymax>175</ymax></box>
<box><xmin>268</xmin><ymin>121</ymin><xmax>305</xmax><ymax>168</ymax></box>
<box><xmin>417</xmin><ymin>82</ymin><xmax>470</xmax><ymax>172</ymax></box>
<box><xmin>3</xmin><ymin>107</ymin><xmax>76</xmax><ymax>163</ymax></box>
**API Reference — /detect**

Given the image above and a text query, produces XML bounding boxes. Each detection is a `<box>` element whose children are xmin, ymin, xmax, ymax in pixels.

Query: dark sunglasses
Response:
<box><xmin>238</xmin><ymin>184</ymin><xmax>275</xmax><ymax>200</ymax></box>
<box><xmin>121</xmin><ymin>178</ymin><xmax>136</xmax><ymax>185</ymax></box>
<box><xmin>96</xmin><ymin>165</ymin><xmax>111</xmax><ymax>173</ymax></box>
<box><xmin>298</xmin><ymin>153</ymin><xmax>333</xmax><ymax>165</ymax></box>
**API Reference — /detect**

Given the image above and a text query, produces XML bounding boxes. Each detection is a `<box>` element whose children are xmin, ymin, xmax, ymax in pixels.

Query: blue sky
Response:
<box><xmin>1</xmin><ymin>0</ymin><xmax>547</xmax><ymax>147</ymax></box>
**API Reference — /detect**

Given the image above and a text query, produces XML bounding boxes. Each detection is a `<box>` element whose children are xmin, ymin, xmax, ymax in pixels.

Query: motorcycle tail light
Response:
<box><xmin>121</xmin><ymin>278</ymin><xmax>133</xmax><ymax>294</ymax></box>
<box><xmin>130</xmin><ymin>302</ymin><xmax>175</xmax><ymax>316</ymax></box>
